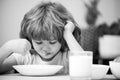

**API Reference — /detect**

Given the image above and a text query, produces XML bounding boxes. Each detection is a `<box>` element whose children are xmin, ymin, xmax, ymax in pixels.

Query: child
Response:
<box><xmin>0</xmin><ymin>1</ymin><xmax>83</xmax><ymax>74</ymax></box>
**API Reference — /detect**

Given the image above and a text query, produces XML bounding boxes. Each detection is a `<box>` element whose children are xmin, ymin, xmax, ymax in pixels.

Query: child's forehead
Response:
<box><xmin>48</xmin><ymin>36</ymin><xmax>56</xmax><ymax>40</ymax></box>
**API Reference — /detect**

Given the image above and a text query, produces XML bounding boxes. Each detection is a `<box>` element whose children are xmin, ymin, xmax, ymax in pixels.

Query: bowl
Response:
<box><xmin>13</xmin><ymin>65</ymin><xmax>63</xmax><ymax>76</ymax></box>
<box><xmin>109</xmin><ymin>61</ymin><xmax>120</xmax><ymax>79</ymax></box>
<box><xmin>92</xmin><ymin>64</ymin><xmax>109</xmax><ymax>79</ymax></box>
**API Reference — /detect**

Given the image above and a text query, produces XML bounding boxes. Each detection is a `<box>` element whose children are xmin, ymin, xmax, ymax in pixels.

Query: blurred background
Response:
<box><xmin>0</xmin><ymin>0</ymin><xmax>120</xmax><ymax>65</ymax></box>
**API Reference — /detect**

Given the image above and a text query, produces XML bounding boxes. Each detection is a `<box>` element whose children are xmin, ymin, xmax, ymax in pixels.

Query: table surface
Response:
<box><xmin>0</xmin><ymin>73</ymin><xmax>117</xmax><ymax>80</ymax></box>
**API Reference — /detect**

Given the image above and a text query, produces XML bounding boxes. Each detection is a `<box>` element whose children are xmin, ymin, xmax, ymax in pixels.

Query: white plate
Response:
<box><xmin>13</xmin><ymin>65</ymin><xmax>63</xmax><ymax>76</ymax></box>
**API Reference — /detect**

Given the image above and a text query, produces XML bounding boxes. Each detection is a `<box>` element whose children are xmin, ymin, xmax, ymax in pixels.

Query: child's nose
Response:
<box><xmin>42</xmin><ymin>46</ymin><xmax>50</xmax><ymax>51</ymax></box>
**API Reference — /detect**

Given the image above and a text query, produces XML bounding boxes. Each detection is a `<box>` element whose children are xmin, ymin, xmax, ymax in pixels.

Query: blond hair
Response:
<box><xmin>20</xmin><ymin>1</ymin><xmax>81</xmax><ymax>52</ymax></box>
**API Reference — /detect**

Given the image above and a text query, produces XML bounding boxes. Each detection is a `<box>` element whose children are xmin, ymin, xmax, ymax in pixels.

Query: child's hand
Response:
<box><xmin>4</xmin><ymin>39</ymin><xmax>31</xmax><ymax>55</ymax></box>
<box><xmin>64</xmin><ymin>21</ymin><xmax>75</xmax><ymax>33</ymax></box>
<box><xmin>114</xmin><ymin>56</ymin><xmax>120</xmax><ymax>62</ymax></box>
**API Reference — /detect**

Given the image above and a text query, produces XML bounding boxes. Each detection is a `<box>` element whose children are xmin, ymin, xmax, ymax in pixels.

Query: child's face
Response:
<box><xmin>32</xmin><ymin>39</ymin><xmax>61</xmax><ymax>61</ymax></box>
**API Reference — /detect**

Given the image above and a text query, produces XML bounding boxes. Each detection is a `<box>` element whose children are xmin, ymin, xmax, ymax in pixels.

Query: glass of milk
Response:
<box><xmin>69</xmin><ymin>51</ymin><xmax>93</xmax><ymax>80</ymax></box>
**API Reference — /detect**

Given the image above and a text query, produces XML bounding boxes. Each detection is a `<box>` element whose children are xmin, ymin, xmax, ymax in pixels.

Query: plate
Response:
<box><xmin>13</xmin><ymin>65</ymin><xmax>63</xmax><ymax>76</ymax></box>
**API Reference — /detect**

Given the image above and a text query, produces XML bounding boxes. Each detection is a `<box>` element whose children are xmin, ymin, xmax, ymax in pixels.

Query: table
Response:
<box><xmin>0</xmin><ymin>74</ymin><xmax>117</xmax><ymax>80</ymax></box>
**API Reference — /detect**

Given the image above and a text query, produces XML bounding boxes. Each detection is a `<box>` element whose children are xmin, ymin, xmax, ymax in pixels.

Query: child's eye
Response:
<box><xmin>36</xmin><ymin>41</ymin><xmax>42</xmax><ymax>44</ymax></box>
<box><xmin>49</xmin><ymin>40</ymin><xmax>57</xmax><ymax>44</ymax></box>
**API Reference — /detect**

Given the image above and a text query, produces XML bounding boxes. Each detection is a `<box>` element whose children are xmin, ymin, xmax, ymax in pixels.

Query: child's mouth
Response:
<box><xmin>41</xmin><ymin>51</ymin><xmax>51</xmax><ymax>56</ymax></box>
<box><xmin>45</xmin><ymin>52</ymin><xmax>51</xmax><ymax>55</ymax></box>
<box><xmin>37</xmin><ymin>51</ymin><xmax>60</xmax><ymax>61</ymax></box>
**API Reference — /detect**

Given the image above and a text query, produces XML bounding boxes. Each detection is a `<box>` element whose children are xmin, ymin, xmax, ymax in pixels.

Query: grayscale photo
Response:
<box><xmin>0</xmin><ymin>0</ymin><xmax>120</xmax><ymax>80</ymax></box>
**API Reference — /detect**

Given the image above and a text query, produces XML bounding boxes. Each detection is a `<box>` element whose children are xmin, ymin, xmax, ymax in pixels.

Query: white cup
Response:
<box><xmin>69</xmin><ymin>51</ymin><xmax>93</xmax><ymax>80</ymax></box>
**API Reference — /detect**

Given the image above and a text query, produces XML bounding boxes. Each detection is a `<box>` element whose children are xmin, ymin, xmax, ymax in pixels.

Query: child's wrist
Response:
<box><xmin>64</xmin><ymin>28</ymin><xmax>73</xmax><ymax>33</ymax></box>
<box><xmin>64</xmin><ymin>30</ymin><xmax>73</xmax><ymax>39</ymax></box>
<box><xmin>64</xmin><ymin>29</ymin><xmax>72</xmax><ymax>35</ymax></box>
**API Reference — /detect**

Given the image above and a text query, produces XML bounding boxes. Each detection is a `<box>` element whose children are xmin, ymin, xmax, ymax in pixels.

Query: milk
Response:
<box><xmin>69</xmin><ymin>51</ymin><xmax>93</xmax><ymax>79</ymax></box>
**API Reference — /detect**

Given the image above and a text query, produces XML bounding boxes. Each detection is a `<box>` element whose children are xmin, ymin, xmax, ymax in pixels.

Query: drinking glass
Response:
<box><xmin>69</xmin><ymin>51</ymin><xmax>93</xmax><ymax>80</ymax></box>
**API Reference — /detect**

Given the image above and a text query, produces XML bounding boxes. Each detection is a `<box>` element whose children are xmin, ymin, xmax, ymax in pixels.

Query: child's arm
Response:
<box><xmin>0</xmin><ymin>39</ymin><xmax>31</xmax><ymax>73</ymax></box>
<box><xmin>0</xmin><ymin>48</ymin><xmax>17</xmax><ymax>73</ymax></box>
<box><xmin>64</xmin><ymin>21</ymin><xmax>84</xmax><ymax>52</ymax></box>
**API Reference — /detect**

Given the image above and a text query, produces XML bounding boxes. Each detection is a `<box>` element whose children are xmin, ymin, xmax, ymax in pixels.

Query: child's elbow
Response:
<box><xmin>0</xmin><ymin>66</ymin><xmax>11</xmax><ymax>74</ymax></box>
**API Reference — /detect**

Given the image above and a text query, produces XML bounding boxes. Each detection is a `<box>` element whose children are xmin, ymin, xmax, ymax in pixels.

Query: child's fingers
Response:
<box><xmin>66</xmin><ymin>20</ymin><xmax>71</xmax><ymax>23</ymax></box>
<box><xmin>65</xmin><ymin>21</ymin><xmax>75</xmax><ymax>32</ymax></box>
<box><xmin>66</xmin><ymin>21</ymin><xmax>73</xmax><ymax>25</ymax></box>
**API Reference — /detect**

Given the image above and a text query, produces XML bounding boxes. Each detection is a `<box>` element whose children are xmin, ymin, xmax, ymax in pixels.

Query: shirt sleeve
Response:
<box><xmin>12</xmin><ymin>53</ymin><xmax>24</xmax><ymax>65</ymax></box>
<box><xmin>12</xmin><ymin>51</ymin><xmax>33</xmax><ymax>65</ymax></box>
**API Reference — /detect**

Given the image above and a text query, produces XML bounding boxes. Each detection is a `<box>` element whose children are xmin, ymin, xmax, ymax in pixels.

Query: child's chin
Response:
<box><xmin>41</xmin><ymin>55</ymin><xmax>54</xmax><ymax>61</ymax></box>
<box><xmin>39</xmin><ymin>52</ymin><xmax>59</xmax><ymax>61</ymax></box>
